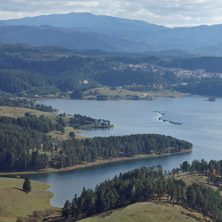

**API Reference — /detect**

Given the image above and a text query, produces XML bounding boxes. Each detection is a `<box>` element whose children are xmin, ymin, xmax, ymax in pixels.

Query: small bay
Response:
<box><xmin>29</xmin><ymin>95</ymin><xmax>222</xmax><ymax>207</ymax></box>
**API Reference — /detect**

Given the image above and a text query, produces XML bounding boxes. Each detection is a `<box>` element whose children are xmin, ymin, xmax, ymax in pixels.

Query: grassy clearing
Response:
<box><xmin>0</xmin><ymin>177</ymin><xmax>57</xmax><ymax>222</ymax></box>
<box><xmin>79</xmin><ymin>201</ymin><xmax>203</xmax><ymax>222</ymax></box>
<box><xmin>176</xmin><ymin>173</ymin><xmax>208</xmax><ymax>186</ymax></box>
<box><xmin>175</xmin><ymin>173</ymin><xmax>222</xmax><ymax>194</ymax></box>
<box><xmin>48</xmin><ymin>126</ymin><xmax>84</xmax><ymax>141</ymax></box>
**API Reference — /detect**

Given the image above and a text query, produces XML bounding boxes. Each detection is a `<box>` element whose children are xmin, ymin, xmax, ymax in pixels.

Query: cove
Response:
<box><xmin>30</xmin><ymin>95</ymin><xmax>222</xmax><ymax>207</ymax></box>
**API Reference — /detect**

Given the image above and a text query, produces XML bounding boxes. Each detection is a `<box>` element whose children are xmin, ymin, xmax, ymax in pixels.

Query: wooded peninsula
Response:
<box><xmin>0</xmin><ymin>110</ymin><xmax>192</xmax><ymax>173</ymax></box>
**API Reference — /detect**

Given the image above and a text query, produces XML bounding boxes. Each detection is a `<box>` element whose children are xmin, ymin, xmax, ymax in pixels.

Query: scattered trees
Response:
<box><xmin>68</xmin><ymin>114</ymin><xmax>112</xmax><ymax>129</ymax></box>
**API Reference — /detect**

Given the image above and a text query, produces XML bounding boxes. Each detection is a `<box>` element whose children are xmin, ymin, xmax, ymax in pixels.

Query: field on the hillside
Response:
<box><xmin>0</xmin><ymin>106</ymin><xmax>83</xmax><ymax>140</ymax></box>
<box><xmin>79</xmin><ymin>201</ymin><xmax>205</xmax><ymax>222</ymax></box>
<box><xmin>0</xmin><ymin>106</ymin><xmax>57</xmax><ymax>118</ymax></box>
<box><xmin>0</xmin><ymin>177</ymin><xmax>57</xmax><ymax>222</ymax></box>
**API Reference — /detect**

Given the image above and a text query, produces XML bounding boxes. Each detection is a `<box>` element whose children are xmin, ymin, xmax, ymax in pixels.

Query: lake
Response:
<box><xmin>30</xmin><ymin>96</ymin><xmax>222</xmax><ymax>207</ymax></box>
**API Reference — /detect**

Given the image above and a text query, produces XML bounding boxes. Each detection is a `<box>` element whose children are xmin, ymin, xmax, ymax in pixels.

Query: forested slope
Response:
<box><xmin>0</xmin><ymin>112</ymin><xmax>192</xmax><ymax>172</ymax></box>
<box><xmin>62</xmin><ymin>160</ymin><xmax>222</xmax><ymax>222</ymax></box>
<box><xmin>1</xmin><ymin>44</ymin><xmax>222</xmax><ymax>97</ymax></box>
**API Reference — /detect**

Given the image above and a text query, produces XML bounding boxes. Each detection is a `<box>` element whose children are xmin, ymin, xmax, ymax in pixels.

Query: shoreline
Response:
<box><xmin>0</xmin><ymin>177</ymin><xmax>57</xmax><ymax>221</ymax></box>
<box><xmin>0</xmin><ymin>148</ymin><xmax>193</xmax><ymax>176</ymax></box>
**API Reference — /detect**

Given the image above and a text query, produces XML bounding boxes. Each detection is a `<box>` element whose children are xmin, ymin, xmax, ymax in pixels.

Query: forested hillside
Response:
<box><xmin>62</xmin><ymin>160</ymin><xmax>222</xmax><ymax>222</ymax></box>
<box><xmin>166</xmin><ymin>57</ymin><xmax>222</xmax><ymax>73</ymax></box>
<box><xmin>59</xmin><ymin>134</ymin><xmax>192</xmax><ymax>168</ymax></box>
<box><xmin>0</xmin><ymin>44</ymin><xmax>222</xmax><ymax>97</ymax></box>
<box><xmin>0</xmin><ymin>112</ymin><xmax>192</xmax><ymax>172</ymax></box>
<box><xmin>0</xmin><ymin>114</ymin><xmax>56</xmax><ymax>171</ymax></box>
<box><xmin>0</xmin><ymin>44</ymin><xmax>178</xmax><ymax>96</ymax></box>
<box><xmin>0</xmin><ymin>45</ymin><xmax>97</xmax><ymax>95</ymax></box>
<box><xmin>175</xmin><ymin>77</ymin><xmax>222</xmax><ymax>96</ymax></box>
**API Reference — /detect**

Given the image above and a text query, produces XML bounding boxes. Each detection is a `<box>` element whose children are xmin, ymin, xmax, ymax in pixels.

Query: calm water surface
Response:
<box><xmin>29</xmin><ymin>96</ymin><xmax>222</xmax><ymax>207</ymax></box>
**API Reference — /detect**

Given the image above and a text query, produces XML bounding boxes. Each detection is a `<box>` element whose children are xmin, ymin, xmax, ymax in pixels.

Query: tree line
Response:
<box><xmin>58</xmin><ymin>134</ymin><xmax>192</xmax><ymax>168</ymax></box>
<box><xmin>0</xmin><ymin>95</ymin><xmax>55</xmax><ymax>112</ymax></box>
<box><xmin>95</xmin><ymin>69</ymin><xmax>179</xmax><ymax>87</ymax></box>
<box><xmin>62</xmin><ymin>162</ymin><xmax>222</xmax><ymax>222</ymax></box>
<box><xmin>0</xmin><ymin>113</ymin><xmax>64</xmax><ymax>133</ymax></box>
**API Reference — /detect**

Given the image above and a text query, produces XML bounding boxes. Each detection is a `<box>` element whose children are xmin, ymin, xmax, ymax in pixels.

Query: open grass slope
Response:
<box><xmin>79</xmin><ymin>201</ymin><xmax>203</xmax><ymax>222</ymax></box>
<box><xmin>0</xmin><ymin>177</ymin><xmax>56</xmax><ymax>222</ymax></box>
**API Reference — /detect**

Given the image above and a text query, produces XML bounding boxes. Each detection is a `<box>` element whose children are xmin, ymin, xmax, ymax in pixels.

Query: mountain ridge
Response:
<box><xmin>0</xmin><ymin>12</ymin><xmax>222</xmax><ymax>55</ymax></box>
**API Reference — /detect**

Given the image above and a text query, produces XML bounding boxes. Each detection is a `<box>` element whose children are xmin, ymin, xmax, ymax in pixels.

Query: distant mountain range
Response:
<box><xmin>0</xmin><ymin>12</ymin><xmax>222</xmax><ymax>56</ymax></box>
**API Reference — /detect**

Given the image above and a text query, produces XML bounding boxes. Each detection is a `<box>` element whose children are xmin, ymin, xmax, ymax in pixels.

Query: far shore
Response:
<box><xmin>0</xmin><ymin>148</ymin><xmax>193</xmax><ymax>176</ymax></box>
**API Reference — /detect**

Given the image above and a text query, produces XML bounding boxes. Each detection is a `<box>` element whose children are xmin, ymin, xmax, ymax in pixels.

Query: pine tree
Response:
<box><xmin>23</xmin><ymin>177</ymin><xmax>31</xmax><ymax>193</ymax></box>
<box><xmin>62</xmin><ymin>200</ymin><xmax>71</xmax><ymax>219</ymax></box>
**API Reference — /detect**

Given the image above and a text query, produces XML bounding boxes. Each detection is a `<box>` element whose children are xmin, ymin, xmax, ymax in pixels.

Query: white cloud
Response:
<box><xmin>0</xmin><ymin>0</ymin><xmax>221</xmax><ymax>27</ymax></box>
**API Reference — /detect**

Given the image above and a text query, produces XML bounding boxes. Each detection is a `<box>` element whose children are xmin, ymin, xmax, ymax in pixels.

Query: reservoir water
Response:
<box><xmin>29</xmin><ymin>96</ymin><xmax>222</xmax><ymax>207</ymax></box>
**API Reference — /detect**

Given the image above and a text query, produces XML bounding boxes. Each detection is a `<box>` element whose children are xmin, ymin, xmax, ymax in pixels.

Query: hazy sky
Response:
<box><xmin>0</xmin><ymin>0</ymin><xmax>221</xmax><ymax>27</ymax></box>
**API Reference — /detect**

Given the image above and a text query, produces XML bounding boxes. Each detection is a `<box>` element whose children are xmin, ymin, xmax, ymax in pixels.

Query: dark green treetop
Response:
<box><xmin>23</xmin><ymin>177</ymin><xmax>31</xmax><ymax>193</ymax></box>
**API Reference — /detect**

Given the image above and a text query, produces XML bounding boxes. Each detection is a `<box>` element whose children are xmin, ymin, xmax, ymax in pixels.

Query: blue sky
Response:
<box><xmin>0</xmin><ymin>0</ymin><xmax>221</xmax><ymax>27</ymax></box>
